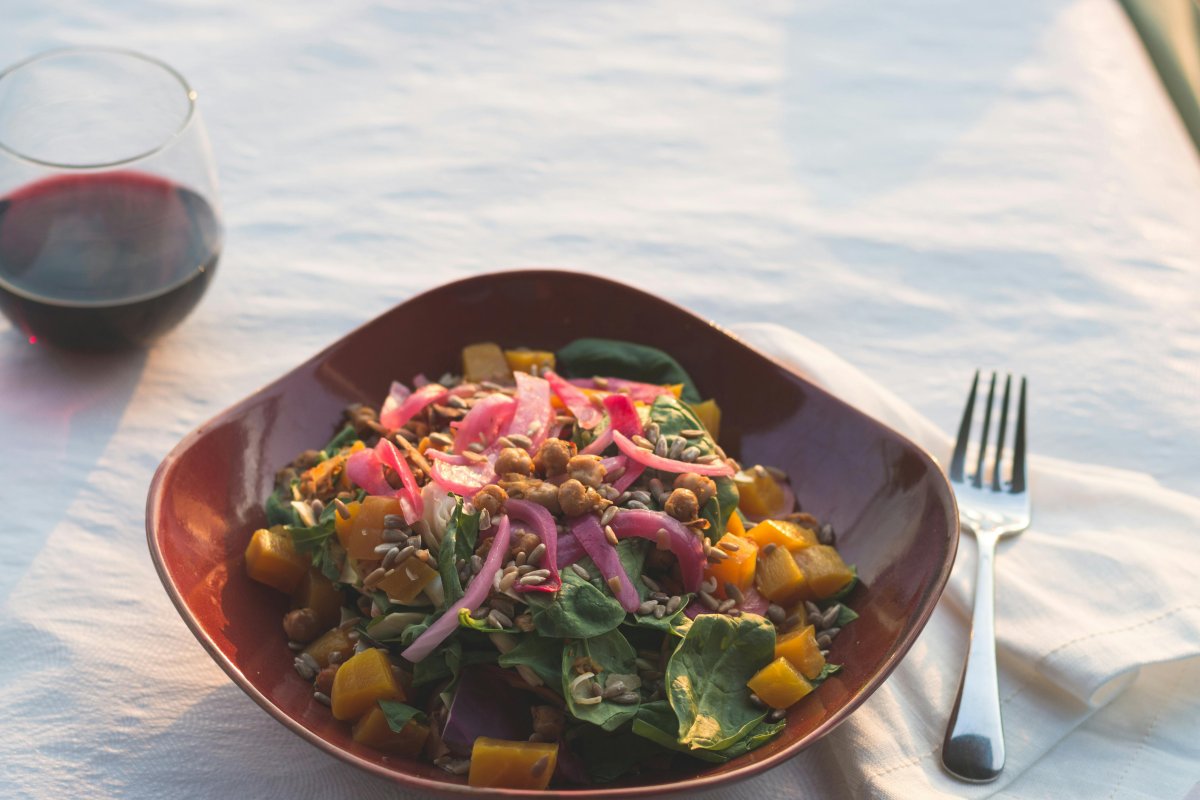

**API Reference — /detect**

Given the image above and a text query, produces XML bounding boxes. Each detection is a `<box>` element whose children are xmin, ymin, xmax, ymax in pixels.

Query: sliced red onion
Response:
<box><xmin>602</xmin><ymin>393</ymin><xmax>643</xmax><ymax>437</ymax></box>
<box><xmin>452</xmin><ymin>393</ymin><xmax>517</xmax><ymax>454</ymax></box>
<box><xmin>566</xmin><ymin>377</ymin><xmax>675</xmax><ymax>404</ymax></box>
<box><xmin>345</xmin><ymin>448</ymin><xmax>393</xmax><ymax>496</ymax></box>
<box><xmin>556</xmin><ymin>532</ymin><xmax>585</xmax><ymax>568</ymax></box>
<box><xmin>505</xmin><ymin>372</ymin><xmax>555</xmax><ymax>450</ymax></box>
<box><xmin>402</xmin><ymin>516</ymin><xmax>512</xmax><ymax>662</ymax></box>
<box><xmin>375</xmin><ymin>438</ymin><xmax>424</xmax><ymax>523</ymax></box>
<box><xmin>506</xmin><ymin>499</ymin><xmax>561</xmax><ymax>594</ymax></box>
<box><xmin>739</xmin><ymin>585</ymin><xmax>769</xmax><ymax>615</ymax></box>
<box><xmin>380</xmin><ymin>383</ymin><xmax>449</xmax><ymax>430</ymax></box>
<box><xmin>544</xmin><ymin>369</ymin><xmax>603</xmax><ymax>430</ymax></box>
<box><xmin>569</xmin><ymin>516</ymin><xmax>640</xmax><ymax>612</ymax></box>
<box><xmin>607</xmin><ymin>509</ymin><xmax>706</xmax><ymax>592</ymax></box>
<box><xmin>430</xmin><ymin>459</ymin><xmax>494</xmax><ymax>495</ymax></box>
<box><xmin>580</xmin><ymin>428</ymin><xmax>614</xmax><ymax>456</ymax></box>
<box><xmin>379</xmin><ymin>381</ymin><xmax>412</xmax><ymax>425</ymax></box>
<box><xmin>611</xmin><ymin>460</ymin><xmax>646</xmax><ymax>494</ymax></box>
<box><xmin>611</xmin><ymin>431</ymin><xmax>734</xmax><ymax>477</ymax></box>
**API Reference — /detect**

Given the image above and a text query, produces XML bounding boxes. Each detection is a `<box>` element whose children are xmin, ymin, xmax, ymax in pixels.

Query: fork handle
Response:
<box><xmin>942</xmin><ymin>534</ymin><xmax>1005</xmax><ymax>782</ymax></box>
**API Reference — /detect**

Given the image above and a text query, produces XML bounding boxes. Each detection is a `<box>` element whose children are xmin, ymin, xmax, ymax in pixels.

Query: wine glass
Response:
<box><xmin>0</xmin><ymin>47</ymin><xmax>223</xmax><ymax>350</ymax></box>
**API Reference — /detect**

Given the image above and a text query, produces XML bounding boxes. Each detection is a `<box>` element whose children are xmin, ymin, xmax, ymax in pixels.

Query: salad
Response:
<box><xmin>243</xmin><ymin>339</ymin><xmax>858</xmax><ymax>789</ymax></box>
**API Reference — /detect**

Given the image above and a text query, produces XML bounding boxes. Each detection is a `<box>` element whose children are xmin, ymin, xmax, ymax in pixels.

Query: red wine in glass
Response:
<box><xmin>0</xmin><ymin>171</ymin><xmax>222</xmax><ymax>349</ymax></box>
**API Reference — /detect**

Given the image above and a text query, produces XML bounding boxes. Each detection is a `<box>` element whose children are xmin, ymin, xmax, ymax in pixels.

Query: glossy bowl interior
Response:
<box><xmin>146</xmin><ymin>269</ymin><xmax>958</xmax><ymax>797</ymax></box>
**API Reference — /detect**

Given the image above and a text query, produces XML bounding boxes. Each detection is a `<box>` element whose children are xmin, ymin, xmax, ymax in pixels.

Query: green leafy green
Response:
<box><xmin>823</xmin><ymin>565</ymin><xmax>860</xmax><ymax>603</ymax></box>
<box><xmin>409</xmin><ymin>638</ymin><xmax>497</xmax><ymax>686</ymax></box>
<box><xmin>436</xmin><ymin>498</ymin><xmax>480</xmax><ymax>607</ymax></box>
<box><xmin>378</xmin><ymin>700</ymin><xmax>428</xmax><ymax>732</ymax></box>
<box><xmin>284</xmin><ymin>519</ymin><xmax>344</xmax><ymax>582</ymax></box>
<box><xmin>631</xmin><ymin>701</ymin><xmax>784</xmax><ymax>762</ymax></box>
<box><xmin>556</xmin><ymin>338</ymin><xmax>702</xmax><ymax>403</ymax></box>
<box><xmin>527</xmin><ymin>571</ymin><xmax>626</xmax><ymax>638</ymax></box>
<box><xmin>563</xmin><ymin>629</ymin><xmax>640</xmax><ymax>731</ymax></box>
<box><xmin>322</xmin><ymin>423</ymin><xmax>359</xmax><ymax>458</ymax></box>
<box><xmin>648</xmin><ymin>395</ymin><xmax>737</xmax><ymax>539</ymax></box>
<box><xmin>457</xmin><ymin>607</ymin><xmax>506</xmax><ymax>633</ymax></box>
<box><xmin>265</xmin><ymin>485</ymin><xmax>301</xmax><ymax>526</ymax></box>
<box><xmin>498</xmin><ymin>635</ymin><xmax>565</xmax><ymax>689</ymax></box>
<box><xmin>625</xmin><ymin>593</ymin><xmax>694</xmax><ymax>635</ymax></box>
<box><xmin>813</xmin><ymin>662</ymin><xmax>842</xmax><ymax>683</ymax></box>
<box><xmin>666</xmin><ymin>614</ymin><xmax>776</xmax><ymax>751</ymax></box>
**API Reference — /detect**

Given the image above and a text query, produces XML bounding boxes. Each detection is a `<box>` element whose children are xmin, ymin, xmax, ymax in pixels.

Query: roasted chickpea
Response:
<box><xmin>558</xmin><ymin>478</ymin><xmax>603</xmax><ymax>517</ymax></box>
<box><xmin>282</xmin><ymin>608</ymin><xmax>322</xmax><ymax>643</ymax></box>
<box><xmin>315</xmin><ymin>664</ymin><xmax>339</xmax><ymax>694</ymax></box>
<box><xmin>674</xmin><ymin>472</ymin><xmax>717</xmax><ymax>506</ymax></box>
<box><xmin>472</xmin><ymin>483</ymin><xmax>508</xmax><ymax>516</ymax></box>
<box><xmin>533</xmin><ymin>438</ymin><xmax>575</xmax><ymax>477</ymax></box>
<box><xmin>495</xmin><ymin>447</ymin><xmax>534</xmax><ymax>476</ymax></box>
<box><xmin>525</xmin><ymin>480</ymin><xmax>562</xmax><ymax>515</ymax></box>
<box><xmin>566</xmin><ymin>454</ymin><xmax>606</xmax><ymax>489</ymax></box>
<box><xmin>664</xmin><ymin>487</ymin><xmax>700</xmax><ymax>521</ymax></box>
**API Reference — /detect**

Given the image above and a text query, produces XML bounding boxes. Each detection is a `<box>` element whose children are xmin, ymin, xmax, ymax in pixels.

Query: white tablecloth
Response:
<box><xmin>1</xmin><ymin>1</ymin><xmax>1197</xmax><ymax>798</ymax></box>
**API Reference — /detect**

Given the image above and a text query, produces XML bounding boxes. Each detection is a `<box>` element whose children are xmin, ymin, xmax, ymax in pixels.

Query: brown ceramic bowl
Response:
<box><xmin>146</xmin><ymin>269</ymin><xmax>957</xmax><ymax>797</ymax></box>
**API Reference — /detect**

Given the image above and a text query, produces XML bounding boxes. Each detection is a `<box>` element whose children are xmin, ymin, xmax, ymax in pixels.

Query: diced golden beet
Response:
<box><xmin>376</xmin><ymin>558</ymin><xmax>439</xmax><ymax>604</ymax></box>
<box><xmin>726</xmin><ymin>512</ymin><xmax>746</xmax><ymax>538</ymax></box>
<box><xmin>335</xmin><ymin>496</ymin><xmax>402</xmax><ymax>560</ymax></box>
<box><xmin>303</xmin><ymin>627</ymin><xmax>355</xmax><ymax>668</ymax></box>
<box><xmin>689</xmin><ymin>398</ymin><xmax>721</xmax><ymax>441</ymax></box>
<box><xmin>747</xmin><ymin>656</ymin><xmax>813</xmax><ymax>709</ymax></box>
<box><xmin>793</xmin><ymin>545</ymin><xmax>854</xmax><ymax>599</ymax></box>
<box><xmin>504</xmin><ymin>349</ymin><xmax>555</xmax><ymax>375</ymax></box>
<box><xmin>754</xmin><ymin>544</ymin><xmax>810</xmax><ymax>604</ymax></box>
<box><xmin>352</xmin><ymin>706</ymin><xmax>430</xmax><ymax>756</ymax></box>
<box><xmin>245</xmin><ymin>528</ymin><xmax>309</xmax><ymax>594</ymax></box>
<box><xmin>745</xmin><ymin>519</ymin><xmax>817</xmax><ymax>552</ymax></box>
<box><xmin>734</xmin><ymin>468</ymin><xmax>786</xmax><ymax>518</ymax></box>
<box><xmin>462</xmin><ymin>342</ymin><xmax>511</xmax><ymax>384</ymax></box>
<box><xmin>291</xmin><ymin>569</ymin><xmax>344</xmax><ymax>631</ymax></box>
<box><xmin>704</xmin><ymin>533</ymin><xmax>758</xmax><ymax>600</ymax></box>
<box><xmin>331</xmin><ymin>648</ymin><xmax>406</xmax><ymax>721</ymax></box>
<box><xmin>468</xmin><ymin>738</ymin><xmax>559</xmax><ymax>790</ymax></box>
<box><xmin>667</xmin><ymin>384</ymin><xmax>684</xmax><ymax>398</ymax></box>
<box><xmin>775</xmin><ymin>625</ymin><xmax>826</xmax><ymax>680</ymax></box>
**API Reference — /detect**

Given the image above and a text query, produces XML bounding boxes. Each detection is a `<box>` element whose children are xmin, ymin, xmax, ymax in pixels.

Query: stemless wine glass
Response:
<box><xmin>0</xmin><ymin>47</ymin><xmax>223</xmax><ymax>350</ymax></box>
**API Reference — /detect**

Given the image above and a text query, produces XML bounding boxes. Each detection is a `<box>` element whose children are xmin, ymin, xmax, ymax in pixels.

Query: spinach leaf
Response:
<box><xmin>265</xmin><ymin>485</ymin><xmax>301</xmax><ymax>526</ymax></box>
<box><xmin>563</xmin><ymin>629</ymin><xmax>639</xmax><ymax>731</ymax></box>
<box><xmin>632</xmin><ymin>700</ymin><xmax>785</xmax><ymax>763</ymax></box>
<box><xmin>666</xmin><ymin>614</ymin><xmax>775</xmax><ymax>751</ymax></box>
<box><xmin>285</xmin><ymin>518</ymin><xmax>344</xmax><ymax>582</ymax></box>
<box><xmin>556</xmin><ymin>338</ymin><xmax>702</xmax><ymax>403</ymax></box>
<box><xmin>712</xmin><ymin>717</ymin><xmax>787</xmax><ymax>759</ymax></box>
<box><xmin>625</xmin><ymin>593</ymin><xmax>693</xmax><ymax>636</ymax></box>
<box><xmin>813</xmin><ymin>662</ymin><xmax>842</xmax><ymax>683</ymax></box>
<box><xmin>436</xmin><ymin>498</ymin><xmax>480</xmax><ymax>607</ymax></box>
<box><xmin>321</xmin><ymin>423</ymin><xmax>359</xmax><ymax>458</ymax></box>
<box><xmin>527</xmin><ymin>571</ymin><xmax>626</xmax><ymax>638</ymax></box>
<box><xmin>648</xmin><ymin>395</ymin><xmax>737</xmax><ymax>539</ymax></box>
<box><xmin>498</xmin><ymin>635</ymin><xmax>566</xmax><ymax>689</ymax></box>
<box><xmin>378</xmin><ymin>700</ymin><xmax>428</xmax><ymax>732</ymax></box>
<box><xmin>410</xmin><ymin>639</ymin><xmax>497</xmax><ymax>686</ymax></box>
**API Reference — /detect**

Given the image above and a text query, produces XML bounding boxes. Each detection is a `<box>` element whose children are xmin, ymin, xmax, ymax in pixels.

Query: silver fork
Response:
<box><xmin>941</xmin><ymin>370</ymin><xmax>1031</xmax><ymax>783</ymax></box>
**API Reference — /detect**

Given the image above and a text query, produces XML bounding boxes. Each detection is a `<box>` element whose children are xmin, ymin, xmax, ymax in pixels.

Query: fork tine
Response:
<box><xmin>949</xmin><ymin>370</ymin><xmax>980</xmax><ymax>482</ymax></box>
<box><xmin>972</xmin><ymin>373</ymin><xmax>997</xmax><ymax>488</ymax></box>
<box><xmin>1010</xmin><ymin>376</ymin><xmax>1028</xmax><ymax>493</ymax></box>
<box><xmin>990</xmin><ymin>374</ymin><xmax>1012</xmax><ymax>491</ymax></box>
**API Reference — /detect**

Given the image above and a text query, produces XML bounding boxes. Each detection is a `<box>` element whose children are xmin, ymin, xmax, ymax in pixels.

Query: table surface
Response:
<box><xmin>1</xmin><ymin>1</ymin><xmax>1197</xmax><ymax>798</ymax></box>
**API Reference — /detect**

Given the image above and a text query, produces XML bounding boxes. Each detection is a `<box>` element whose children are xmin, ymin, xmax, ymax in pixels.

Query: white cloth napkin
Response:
<box><xmin>709</xmin><ymin>323</ymin><xmax>1200</xmax><ymax>799</ymax></box>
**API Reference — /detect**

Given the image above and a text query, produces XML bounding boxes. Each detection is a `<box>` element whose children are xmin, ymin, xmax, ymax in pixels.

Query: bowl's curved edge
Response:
<box><xmin>145</xmin><ymin>267</ymin><xmax>961</xmax><ymax>798</ymax></box>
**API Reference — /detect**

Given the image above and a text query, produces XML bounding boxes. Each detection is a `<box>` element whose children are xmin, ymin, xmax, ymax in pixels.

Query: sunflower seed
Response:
<box><xmin>611</xmin><ymin>691</ymin><xmax>641</xmax><ymax>705</ymax></box>
<box><xmin>804</xmin><ymin>600</ymin><xmax>821</xmax><ymax>617</ymax></box>
<box><xmin>719</xmin><ymin>539</ymin><xmax>740</xmax><ymax>552</ymax></box>
<box><xmin>515</xmin><ymin>550</ymin><xmax>528</xmax><ymax>567</ymax></box>
<box><xmin>807</xmin><ymin>612</ymin><xmax>823</xmax><ymax>626</ymax></box>
<box><xmin>604</xmin><ymin>525</ymin><xmax>619</xmax><ymax>546</ymax></box>
<box><xmin>287</xmin><ymin>641</ymin><xmax>304</xmax><ymax>652</ymax></box>
<box><xmin>607</xmin><ymin>576</ymin><xmax>623</xmax><ymax>595</ymax></box>
<box><xmin>600</xmin><ymin>505</ymin><xmax>618</xmax><ymax>527</ymax></box>
<box><xmin>699</xmin><ymin>576</ymin><xmax>718</xmax><ymax>594</ymax></box>
<box><xmin>570</xmin><ymin>563</ymin><xmax>591</xmax><ymax>580</ymax></box>
<box><xmin>696</xmin><ymin>454</ymin><xmax>722</xmax><ymax>464</ymax></box>
<box><xmin>654</xmin><ymin>436</ymin><xmax>669</xmax><ymax>458</ymax></box>
<box><xmin>382</xmin><ymin>527</ymin><xmax>406</xmax><ymax>542</ymax></box>
<box><xmin>632</xmin><ymin>435</ymin><xmax>654</xmax><ymax>450</ymax></box>
<box><xmin>625</xmin><ymin>500</ymin><xmax>649</xmax><ymax>510</ymax></box>
<box><xmin>471</xmin><ymin>606</ymin><xmax>489</xmax><ymax>619</ymax></box>
<box><xmin>819</xmin><ymin>523</ymin><xmax>836</xmax><ymax>545</ymax></box>
<box><xmin>821</xmin><ymin>605</ymin><xmax>841</xmax><ymax>628</ymax></box>
<box><xmin>665</xmin><ymin>595</ymin><xmax>683</xmax><ymax>614</ymax></box>
<box><xmin>517</xmin><ymin>563</ymin><xmax>535</xmax><ymax>576</ymax></box>
<box><xmin>293</xmin><ymin>658</ymin><xmax>316</xmax><ymax>680</ymax></box>
<box><xmin>648</xmin><ymin>477</ymin><xmax>664</xmax><ymax>494</ymax></box>
<box><xmin>825</xmin><ymin>626</ymin><xmax>841</xmax><ymax>639</ymax></box>
<box><xmin>645</xmin><ymin>422</ymin><xmax>660</xmax><ymax>443</ymax></box>
<box><xmin>650</xmin><ymin>592</ymin><xmax>669</xmax><ymax>602</ymax></box>
<box><xmin>729</xmin><ymin>608</ymin><xmax>743</xmax><ymax>616</ymax></box>
<box><xmin>428</xmin><ymin>432</ymin><xmax>454</xmax><ymax>448</ymax></box>
<box><xmin>462</xmin><ymin>448</ymin><xmax>488</xmax><ymax>462</ymax></box>
<box><xmin>374</xmin><ymin>542</ymin><xmax>398</xmax><ymax>555</ymax></box>
<box><xmin>706</xmin><ymin>547</ymin><xmax>728</xmax><ymax>563</ymax></box>
<box><xmin>762</xmin><ymin>543</ymin><xmax>778</xmax><ymax>556</ymax></box>
<box><xmin>699</xmin><ymin>591</ymin><xmax>720</xmax><ymax>611</ymax></box>
<box><xmin>630</xmin><ymin>490</ymin><xmax>652</xmax><ymax>505</ymax></box>
<box><xmin>363</xmin><ymin>567</ymin><xmax>387</xmax><ymax>587</ymax></box>
<box><xmin>479</xmin><ymin>508</ymin><xmax>492</xmax><ymax>531</ymax></box>
<box><xmin>603</xmin><ymin>681</ymin><xmax>629</xmax><ymax>699</ymax></box>
<box><xmin>447</xmin><ymin>395</ymin><xmax>468</xmax><ymax>409</ymax></box>
<box><xmin>525</xmin><ymin>568</ymin><xmax>551</xmax><ymax>579</ymax></box>
<box><xmin>498</xmin><ymin>569</ymin><xmax>519</xmax><ymax>592</ymax></box>
<box><xmin>468</xmin><ymin>554</ymin><xmax>483</xmax><ymax>575</ymax></box>
<box><xmin>383</xmin><ymin>514</ymin><xmax>406</xmax><ymax>529</ymax></box>
<box><xmin>681</xmin><ymin>447</ymin><xmax>701</xmax><ymax>463</ymax></box>
<box><xmin>313</xmin><ymin>691</ymin><xmax>332</xmax><ymax>706</ymax></box>
<box><xmin>634</xmin><ymin>657</ymin><xmax>656</xmax><ymax>671</ymax></box>
<box><xmin>528</xmin><ymin>542</ymin><xmax>546</xmax><ymax>565</ymax></box>
<box><xmin>816</xmin><ymin>633</ymin><xmax>833</xmax><ymax>649</ymax></box>
<box><xmin>507</xmin><ymin>433</ymin><xmax>533</xmax><ymax>449</ymax></box>
<box><xmin>656</xmin><ymin>528</ymin><xmax>671</xmax><ymax>550</ymax></box>
<box><xmin>487</xmin><ymin>610</ymin><xmax>513</xmax><ymax>628</ymax></box>
<box><xmin>333</xmin><ymin>498</ymin><xmax>351</xmax><ymax>519</ymax></box>
<box><xmin>640</xmin><ymin>574</ymin><xmax>661</xmax><ymax>592</ymax></box>
<box><xmin>668</xmin><ymin>437</ymin><xmax>686</xmax><ymax>461</ymax></box>
<box><xmin>436</xmin><ymin>757</ymin><xmax>471</xmax><ymax>776</ymax></box>
<box><xmin>310</xmin><ymin>498</ymin><xmax>325</xmax><ymax>517</ymax></box>
<box><xmin>766</xmin><ymin>604</ymin><xmax>786</xmax><ymax>624</ymax></box>
<box><xmin>382</xmin><ymin>547</ymin><xmax>401</xmax><ymax>569</ymax></box>
<box><xmin>717</xmin><ymin>598</ymin><xmax>737</xmax><ymax>613</ymax></box>
<box><xmin>768</xmin><ymin>708</ymin><xmax>787</xmax><ymax>722</ymax></box>
<box><xmin>724</xmin><ymin>582</ymin><xmax>745</xmax><ymax>605</ymax></box>
<box><xmin>653</xmin><ymin>604</ymin><xmax>667</xmax><ymax>619</ymax></box>
<box><xmin>749</xmin><ymin>693</ymin><xmax>767</xmax><ymax>710</ymax></box>
<box><xmin>520</xmin><ymin>574</ymin><xmax>548</xmax><ymax>586</ymax></box>
<box><xmin>637</xmin><ymin>600</ymin><xmax>659</xmax><ymax>616</ymax></box>
<box><xmin>615</xmin><ymin>491</ymin><xmax>632</xmax><ymax>505</ymax></box>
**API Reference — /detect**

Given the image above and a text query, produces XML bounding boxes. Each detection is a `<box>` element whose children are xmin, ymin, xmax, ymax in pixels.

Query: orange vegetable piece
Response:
<box><xmin>376</xmin><ymin>558</ymin><xmax>439</xmax><ymax>604</ymax></box>
<box><xmin>503</xmin><ymin>349</ymin><xmax>555</xmax><ymax>375</ymax></box>
<box><xmin>303</xmin><ymin>627</ymin><xmax>355</xmax><ymax>668</ymax></box>
<box><xmin>745</xmin><ymin>519</ymin><xmax>816</xmax><ymax>552</ymax></box>
<box><xmin>747</xmin><ymin>656</ymin><xmax>813</xmax><ymax>709</ymax></box>
<box><xmin>291</xmin><ymin>569</ymin><xmax>344</xmax><ymax>631</ymax></box>
<box><xmin>775</xmin><ymin>624</ymin><xmax>826</xmax><ymax>680</ymax></box>
<box><xmin>336</xmin><ymin>496</ymin><xmax>403</xmax><ymax>560</ymax></box>
<box><xmin>754</xmin><ymin>544</ymin><xmax>810</xmax><ymax>604</ymax></box>
<box><xmin>331</xmin><ymin>648</ymin><xmax>406</xmax><ymax>721</ymax></box>
<box><xmin>726</xmin><ymin>512</ymin><xmax>746</xmax><ymax>538</ymax></box>
<box><xmin>352</xmin><ymin>705</ymin><xmax>430</xmax><ymax>756</ymax></box>
<box><xmin>734</xmin><ymin>468</ymin><xmax>786</xmax><ymax>518</ymax></box>
<box><xmin>245</xmin><ymin>527</ymin><xmax>309</xmax><ymax>594</ymax></box>
<box><xmin>688</xmin><ymin>398</ymin><xmax>721</xmax><ymax>440</ymax></box>
<box><xmin>468</xmin><ymin>738</ymin><xmax>558</xmax><ymax>790</ymax></box>
<box><xmin>794</xmin><ymin>545</ymin><xmax>854</xmax><ymax>599</ymax></box>
<box><xmin>704</xmin><ymin>533</ymin><xmax>758</xmax><ymax>600</ymax></box>
<box><xmin>462</xmin><ymin>342</ymin><xmax>511</xmax><ymax>384</ymax></box>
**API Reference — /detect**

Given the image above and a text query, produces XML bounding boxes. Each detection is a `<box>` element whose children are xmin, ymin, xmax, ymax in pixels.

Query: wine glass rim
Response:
<box><xmin>0</xmin><ymin>46</ymin><xmax>198</xmax><ymax>170</ymax></box>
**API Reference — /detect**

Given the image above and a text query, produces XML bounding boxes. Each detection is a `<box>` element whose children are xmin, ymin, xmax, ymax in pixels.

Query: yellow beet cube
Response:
<box><xmin>292</xmin><ymin>569</ymin><xmax>344</xmax><ymax>631</ymax></box>
<box><xmin>468</xmin><ymin>737</ymin><xmax>558</xmax><ymax>790</ymax></box>
<box><xmin>689</xmin><ymin>398</ymin><xmax>721</xmax><ymax>441</ymax></box>
<box><xmin>303</xmin><ymin>627</ymin><xmax>355</xmax><ymax>668</ymax></box>
<box><xmin>775</xmin><ymin>624</ymin><xmax>826</xmax><ymax>680</ymax></box>
<box><xmin>745</xmin><ymin>519</ymin><xmax>817</xmax><ymax>552</ymax></box>
<box><xmin>754</xmin><ymin>544</ymin><xmax>810</xmax><ymax>604</ymax></box>
<box><xmin>245</xmin><ymin>527</ymin><xmax>310</xmax><ymax>594</ymax></box>
<box><xmin>725</xmin><ymin>512</ymin><xmax>746</xmax><ymax>538</ymax></box>
<box><xmin>331</xmin><ymin>648</ymin><xmax>406</xmax><ymax>721</ymax></box>
<box><xmin>794</xmin><ymin>545</ymin><xmax>854</xmax><ymax>599</ymax></box>
<box><xmin>376</xmin><ymin>558</ymin><xmax>439</xmax><ymax>604</ymax></box>
<box><xmin>336</xmin><ymin>496</ymin><xmax>403</xmax><ymax>560</ymax></box>
<box><xmin>462</xmin><ymin>342</ymin><xmax>511</xmax><ymax>384</ymax></box>
<box><xmin>704</xmin><ymin>533</ymin><xmax>758</xmax><ymax>600</ymax></box>
<box><xmin>352</xmin><ymin>705</ymin><xmax>430</xmax><ymax>757</ymax></box>
<box><xmin>734</xmin><ymin>468</ymin><xmax>786</xmax><ymax>518</ymax></box>
<box><xmin>747</xmin><ymin>656</ymin><xmax>813</xmax><ymax>709</ymax></box>
<box><xmin>504</xmin><ymin>349</ymin><xmax>555</xmax><ymax>375</ymax></box>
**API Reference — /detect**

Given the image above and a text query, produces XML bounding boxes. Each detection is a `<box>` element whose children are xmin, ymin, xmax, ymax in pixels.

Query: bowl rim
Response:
<box><xmin>146</xmin><ymin>267</ymin><xmax>958</xmax><ymax>797</ymax></box>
